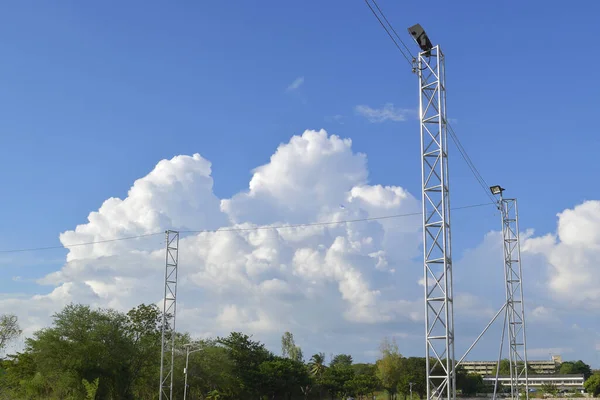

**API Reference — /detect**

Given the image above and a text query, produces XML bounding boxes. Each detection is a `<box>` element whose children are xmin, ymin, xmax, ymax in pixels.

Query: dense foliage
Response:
<box><xmin>0</xmin><ymin>305</ymin><xmax>597</xmax><ymax>399</ymax></box>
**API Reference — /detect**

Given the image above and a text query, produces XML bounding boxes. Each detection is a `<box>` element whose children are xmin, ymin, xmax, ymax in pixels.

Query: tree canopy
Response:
<box><xmin>0</xmin><ymin>314</ymin><xmax>21</xmax><ymax>355</ymax></box>
<box><xmin>0</xmin><ymin>303</ymin><xmax>595</xmax><ymax>400</ymax></box>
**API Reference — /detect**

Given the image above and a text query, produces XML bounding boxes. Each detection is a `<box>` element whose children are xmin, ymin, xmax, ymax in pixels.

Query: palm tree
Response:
<box><xmin>309</xmin><ymin>353</ymin><xmax>327</xmax><ymax>400</ymax></box>
<box><xmin>309</xmin><ymin>352</ymin><xmax>327</xmax><ymax>377</ymax></box>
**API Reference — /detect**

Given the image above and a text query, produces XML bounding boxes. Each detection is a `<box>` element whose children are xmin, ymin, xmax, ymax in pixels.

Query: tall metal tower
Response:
<box><xmin>411</xmin><ymin>23</ymin><xmax>455</xmax><ymax>400</ymax></box>
<box><xmin>159</xmin><ymin>230</ymin><xmax>179</xmax><ymax>400</ymax></box>
<box><xmin>491</xmin><ymin>187</ymin><xmax>529</xmax><ymax>400</ymax></box>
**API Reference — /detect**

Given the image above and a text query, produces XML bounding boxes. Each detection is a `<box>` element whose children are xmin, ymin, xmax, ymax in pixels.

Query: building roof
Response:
<box><xmin>483</xmin><ymin>374</ymin><xmax>584</xmax><ymax>379</ymax></box>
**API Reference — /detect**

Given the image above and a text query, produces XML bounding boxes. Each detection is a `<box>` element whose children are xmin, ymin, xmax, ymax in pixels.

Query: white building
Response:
<box><xmin>482</xmin><ymin>374</ymin><xmax>585</xmax><ymax>393</ymax></box>
<box><xmin>461</xmin><ymin>358</ymin><xmax>561</xmax><ymax>375</ymax></box>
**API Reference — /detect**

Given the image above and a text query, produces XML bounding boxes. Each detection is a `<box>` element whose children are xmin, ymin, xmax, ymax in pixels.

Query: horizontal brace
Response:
<box><xmin>427</xmin><ymin>297</ymin><xmax>451</xmax><ymax>302</ymax></box>
<box><xmin>425</xmin><ymin>258</ymin><xmax>445</xmax><ymax>263</ymax></box>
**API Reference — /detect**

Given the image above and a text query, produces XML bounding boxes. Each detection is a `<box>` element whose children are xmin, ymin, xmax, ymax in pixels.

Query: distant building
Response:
<box><xmin>461</xmin><ymin>359</ymin><xmax>559</xmax><ymax>375</ymax></box>
<box><xmin>482</xmin><ymin>374</ymin><xmax>585</xmax><ymax>393</ymax></box>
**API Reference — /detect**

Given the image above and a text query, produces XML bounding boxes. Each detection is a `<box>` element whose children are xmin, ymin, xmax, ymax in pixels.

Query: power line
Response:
<box><xmin>369</xmin><ymin>0</ymin><xmax>414</xmax><ymax>58</ymax></box>
<box><xmin>363</xmin><ymin>0</ymin><xmax>413</xmax><ymax>65</ymax></box>
<box><xmin>0</xmin><ymin>232</ymin><xmax>164</xmax><ymax>254</ymax></box>
<box><xmin>180</xmin><ymin>202</ymin><xmax>493</xmax><ymax>235</ymax></box>
<box><xmin>362</xmin><ymin>0</ymin><xmax>496</xmax><ymax>203</ymax></box>
<box><xmin>447</xmin><ymin>123</ymin><xmax>496</xmax><ymax>203</ymax></box>
<box><xmin>0</xmin><ymin>202</ymin><xmax>494</xmax><ymax>254</ymax></box>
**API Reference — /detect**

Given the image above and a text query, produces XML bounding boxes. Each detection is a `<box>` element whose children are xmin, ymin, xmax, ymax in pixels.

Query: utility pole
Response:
<box><xmin>409</xmin><ymin>23</ymin><xmax>455</xmax><ymax>400</ymax></box>
<box><xmin>410</xmin><ymin>382</ymin><xmax>414</xmax><ymax>400</ymax></box>
<box><xmin>159</xmin><ymin>230</ymin><xmax>179</xmax><ymax>400</ymax></box>
<box><xmin>490</xmin><ymin>186</ymin><xmax>529</xmax><ymax>400</ymax></box>
<box><xmin>183</xmin><ymin>343</ymin><xmax>202</xmax><ymax>400</ymax></box>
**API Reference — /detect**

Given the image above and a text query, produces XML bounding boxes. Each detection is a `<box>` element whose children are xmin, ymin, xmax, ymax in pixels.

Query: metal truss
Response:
<box><xmin>417</xmin><ymin>45</ymin><xmax>455</xmax><ymax>400</ymax></box>
<box><xmin>159</xmin><ymin>230</ymin><xmax>179</xmax><ymax>400</ymax></box>
<box><xmin>494</xmin><ymin>196</ymin><xmax>529</xmax><ymax>400</ymax></box>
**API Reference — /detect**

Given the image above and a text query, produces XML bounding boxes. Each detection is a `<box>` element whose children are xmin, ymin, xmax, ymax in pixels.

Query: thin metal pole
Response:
<box><xmin>183</xmin><ymin>346</ymin><xmax>190</xmax><ymax>400</ymax></box>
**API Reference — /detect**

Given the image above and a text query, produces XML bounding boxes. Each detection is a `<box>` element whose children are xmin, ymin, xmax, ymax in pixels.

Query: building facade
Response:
<box><xmin>461</xmin><ymin>357</ymin><xmax>561</xmax><ymax>376</ymax></box>
<box><xmin>481</xmin><ymin>374</ymin><xmax>585</xmax><ymax>393</ymax></box>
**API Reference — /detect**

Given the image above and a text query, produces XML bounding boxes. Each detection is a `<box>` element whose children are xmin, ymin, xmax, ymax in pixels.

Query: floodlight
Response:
<box><xmin>407</xmin><ymin>23</ymin><xmax>433</xmax><ymax>53</ymax></box>
<box><xmin>490</xmin><ymin>185</ymin><xmax>505</xmax><ymax>195</ymax></box>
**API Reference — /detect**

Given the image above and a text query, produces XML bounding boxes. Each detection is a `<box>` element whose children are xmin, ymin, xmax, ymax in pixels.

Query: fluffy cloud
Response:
<box><xmin>0</xmin><ymin>129</ymin><xmax>427</xmax><ymax>360</ymax></box>
<box><xmin>2</xmin><ymin>128</ymin><xmax>599</xmax><ymax>364</ymax></box>
<box><xmin>523</xmin><ymin>200</ymin><xmax>600</xmax><ymax>308</ymax></box>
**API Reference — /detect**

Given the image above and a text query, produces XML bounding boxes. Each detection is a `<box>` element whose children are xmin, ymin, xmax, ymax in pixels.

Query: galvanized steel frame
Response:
<box><xmin>418</xmin><ymin>45</ymin><xmax>455</xmax><ymax>400</ymax></box>
<box><xmin>159</xmin><ymin>230</ymin><xmax>179</xmax><ymax>400</ymax></box>
<box><xmin>499</xmin><ymin>197</ymin><xmax>529</xmax><ymax>400</ymax></box>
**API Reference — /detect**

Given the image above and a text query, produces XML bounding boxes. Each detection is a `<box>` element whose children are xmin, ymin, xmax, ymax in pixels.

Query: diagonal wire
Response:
<box><xmin>447</xmin><ymin>123</ymin><xmax>496</xmax><ymax>203</ymax></box>
<box><xmin>369</xmin><ymin>0</ymin><xmax>414</xmax><ymax>58</ymax></box>
<box><xmin>0</xmin><ymin>203</ymin><xmax>494</xmax><ymax>254</ymax></box>
<box><xmin>363</xmin><ymin>0</ymin><xmax>413</xmax><ymax>66</ymax></box>
<box><xmin>362</xmin><ymin>0</ymin><xmax>497</xmax><ymax>204</ymax></box>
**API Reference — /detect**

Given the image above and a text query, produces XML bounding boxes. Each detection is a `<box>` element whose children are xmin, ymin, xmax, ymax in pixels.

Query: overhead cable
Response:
<box><xmin>0</xmin><ymin>202</ymin><xmax>494</xmax><ymax>254</ymax></box>
<box><xmin>362</xmin><ymin>0</ymin><xmax>496</xmax><ymax>204</ymax></box>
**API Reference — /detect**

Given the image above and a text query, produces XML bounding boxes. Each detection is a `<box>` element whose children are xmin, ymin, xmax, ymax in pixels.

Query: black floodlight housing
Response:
<box><xmin>408</xmin><ymin>23</ymin><xmax>433</xmax><ymax>54</ymax></box>
<box><xmin>490</xmin><ymin>185</ymin><xmax>505</xmax><ymax>195</ymax></box>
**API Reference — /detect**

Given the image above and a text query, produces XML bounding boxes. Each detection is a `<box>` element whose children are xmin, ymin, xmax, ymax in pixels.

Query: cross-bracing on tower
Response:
<box><xmin>159</xmin><ymin>230</ymin><xmax>179</xmax><ymax>400</ymax></box>
<box><xmin>415</xmin><ymin>39</ymin><xmax>456</xmax><ymax>400</ymax></box>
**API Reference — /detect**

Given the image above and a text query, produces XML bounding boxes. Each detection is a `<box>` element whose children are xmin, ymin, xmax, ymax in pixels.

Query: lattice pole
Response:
<box><xmin>159</xmin><ymin>230</ymin><xmax>179</xmax><ymax>400</ymax></box>
<box><xmin>498</xmin><ymin>193</ymin><xmax>529</xmax><ymax>400</ymax></box>
<box><xmin>418</xmin><ymin>45</ymin><xmax>455</xmax><ymax>400</ymax></box>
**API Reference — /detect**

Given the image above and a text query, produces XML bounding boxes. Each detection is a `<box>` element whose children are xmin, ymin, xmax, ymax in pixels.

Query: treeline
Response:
<box><xmin>0</xmin><ymin>303</ymin><xmax>482</xmax><ymax>400</ymax></box>
<box><xmin>0</xmin><ymin>303</ymin><xmax>598</xmax><ymax>399</ymax></box>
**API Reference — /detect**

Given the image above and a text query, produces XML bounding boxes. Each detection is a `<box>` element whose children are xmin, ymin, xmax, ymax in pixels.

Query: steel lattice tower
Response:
<box><xmin>159</xmin><ymin>230</ymin><xmax>179</xmax><ymax>400</ymax></box>
<box><xmin>417</xmin><ymin>45</ymin><xmax>455</xmax><ymax>400</ymax></box>
<box><xmin>492</xmin><ymin>191</ymin><xmax>529</xmax><ymax>400</ymax></box>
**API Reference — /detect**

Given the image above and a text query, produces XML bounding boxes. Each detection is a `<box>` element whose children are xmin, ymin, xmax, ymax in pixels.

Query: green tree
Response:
<box><xmin>82</xmin><ymin>378</ymin><xmax>99</xmax><ymax>400</ymax></box>
<box><xmin>25</xmin><ymin>304</ymin><xmax>134</xmax><ymax>399</ymax></box>
<box><xmin>331</xmin><ymin>354</ymin><xmax>353</xmax><ymax>368</ymax></box>
<box><xmin>217</xmin><ymin>331</ymin><xmax>273</xmax><ymax>398</ymax></box>
<box><xmin>0</xmin><ymin>314</ymin><xmax>21</xmax><ymax>354</ymax></box>
<box><xmin>281</xmin><ymin>331</ymin><xmax>304</xmax><ymax>362</ymax></box>
<box><xmin>123</xmin><ymin>303</ymin><xmax>163</xmax><ymax>398</ymax></box>
<box><xmin>456</xmin><ymin>372</ymin><xmax>483</xmax><ymax>396</ymax></box>
<box><xmin>561</xmin><ymin>360</ymin><xmax>593</xmax><ymax>380</ymax></box>
<box><xmin>541</xmin><ymin>382</ymin><xmax>559</xmax><ymax>396</ymax></box>
<box><xmin>259</xmin><ymin>356</ymin><xmax>310</xmax><ymax>399</ymax></box>
<box><xmin>397</xmin><ymin>358</ymin><xmax>426</xmax><ymax>399</ymax></box>
<box><xmin>179</xmin><ymin>339</ymin><xmax>237</xmax><ymax>399</ymax></box>
<box><xmin>376</xmin><ymin>337</ymin><xmax>403</xmax><ymax>400</ymax></box>
<box><xmin>309</xmin><ymin>353</ymin><xmax>327</xmax><ymax>377</ymax></box>
<box><xmin>309</xmin><ymin>353</ymin><xmax>328</xmax><ymax>400</ymax></box>
<box><xmin>346</xmin><ymin>373</ymin><xmax>380</xmax><ymax>399</ymax></box>
<box><xmin>584</xmin><ymin>373</ymin><xmax>600</xmax><ymax>397</ymax></box>
<box><xmin>320</xmin><ymin>363</ymin><xmax>354</xmax><ymax>400</ymax></box>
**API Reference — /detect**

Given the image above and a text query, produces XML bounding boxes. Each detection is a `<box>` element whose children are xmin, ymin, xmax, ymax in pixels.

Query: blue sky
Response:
<box><xmin>1</xmin><ymin>1</ymin><xmax>599</xmax><ymax>364</ymax></box>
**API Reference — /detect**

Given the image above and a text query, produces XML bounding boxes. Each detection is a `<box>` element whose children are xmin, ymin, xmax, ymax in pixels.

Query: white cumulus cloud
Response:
<box><xmin>2</xmin><ymin>129</ymin><xmax>600</xmax><ymax>364</ymax></box>
<box><xmin>1</xmin><ymin>129</ymin><xmax>426</xmax><ymax>360</ymax></box>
